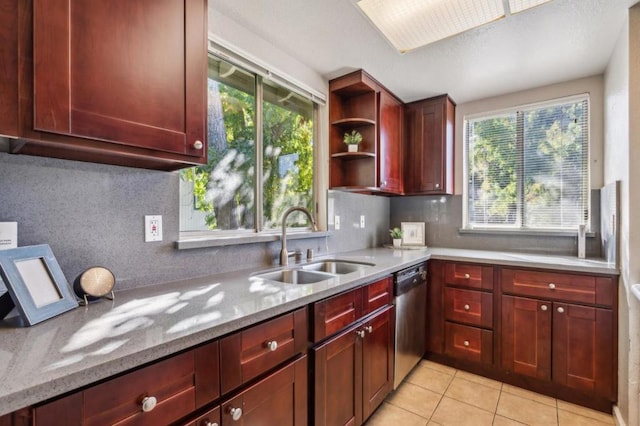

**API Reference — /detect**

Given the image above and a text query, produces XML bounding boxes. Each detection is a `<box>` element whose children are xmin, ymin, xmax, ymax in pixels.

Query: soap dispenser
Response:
<box><xmin>577</xmin><ymin>224</ymin><xmax>586</xmax><ymax>258</ymax></box>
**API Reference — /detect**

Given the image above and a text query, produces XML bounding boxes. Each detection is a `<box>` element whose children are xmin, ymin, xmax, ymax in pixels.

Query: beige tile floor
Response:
<box><xmin>366</xmin><ymin>360</ymin><xmax>615</xmax><ymax>426</ymax></box>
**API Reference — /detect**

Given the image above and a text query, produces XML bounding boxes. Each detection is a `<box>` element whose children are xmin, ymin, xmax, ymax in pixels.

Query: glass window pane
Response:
<box><xmin>180</xmin><ymin>56</ymin><xmax>256</xmax><ymax>231</ymax></box>
<box><xmin>467</xmin><ymin>113</ymin><xmax>518</xmax><ymax>227</ymax></box>
<box><xmin>262</xmin><ymin>79</ymin><xmax>314</xmax><ymax>229</ymax></box>
<box><xmin>523</xmin><ymin>101</ymin><xmax>588</xmax><ymax>229</ymax></box>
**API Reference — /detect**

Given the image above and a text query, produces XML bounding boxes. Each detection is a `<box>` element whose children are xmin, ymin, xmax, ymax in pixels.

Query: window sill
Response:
<box><xmin>175</xmin><ymin>230</ymin><xmax>330</xmax><ymax>250</ymax></box>
<box><xmin>458</xmin><ymin>228</ymin><xmax>596</xmax><ymax>238</ymax></box>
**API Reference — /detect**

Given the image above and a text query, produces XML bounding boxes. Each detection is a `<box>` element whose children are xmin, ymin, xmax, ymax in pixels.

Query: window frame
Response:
<box><xmin>177</xmin><ymin>44</ymin><xmax>326</xmax><ymax>246</ymax></box>
<box><xmin>462</xmin><ymin>93</ymin><xmax>591</xmax><ymax>234</ymax></box>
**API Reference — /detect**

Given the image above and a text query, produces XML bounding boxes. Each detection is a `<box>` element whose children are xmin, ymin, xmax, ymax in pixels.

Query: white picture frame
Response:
<box><xmin>401</xmin><ymin>222</ymin><xmax>425</xmax><ymax>246</ymax></box>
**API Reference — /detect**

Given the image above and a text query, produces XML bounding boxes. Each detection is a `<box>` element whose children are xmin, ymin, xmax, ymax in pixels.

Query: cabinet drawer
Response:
<box><xmin>444</xmin><ymin>322</ymin><xmax>493</xmax><ymax>364</ymax></box>
<box><xmin>444</xmin><ymin>288</ymin><xmax>493</xmax><ymax>328</ymax></box>
<box><xmin>445</xmin><ymin>263</ymin><xmax>493</xmax><ymax>290</ymax></box>
<box><xmin>220</xmin><ymin>307</ymin><xmax>307</xmax><ymax>395</ymax></box>
<box><xmin>313</xmin><ymin>288</ymin><xmax>362</xmax><ymax>342</ymax></box>
<box><xmin>34</xmin><ymin>341</ymin><xmax>220</xmax><ymax>426</ymax></box>
<box><xmin>501</xmin><ymin>269</ymin><xmax>615</xmax><ymax>306</ymax></box>
<box><xmin>363</xmin><ymin>277</ymin><xmax>393</xmax><ymax>315</ymax></box>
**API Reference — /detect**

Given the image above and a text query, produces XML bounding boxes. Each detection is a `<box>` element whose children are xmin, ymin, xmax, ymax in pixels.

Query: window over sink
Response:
<box><xmin>179</xmin><ymin>51</ymin><xmax>318</xmax><ymax>236</ymax></box>
<box><xmin>463</xmin><ymin>94</ymin><xmax>590</xmax><ymax>232</ymax></box>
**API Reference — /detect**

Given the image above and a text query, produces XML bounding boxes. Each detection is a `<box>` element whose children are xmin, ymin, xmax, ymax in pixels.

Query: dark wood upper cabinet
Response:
<box><xmin>377</xmin><ymin>90</ymin><xmax>403</xmax><ymax>194</ymax></box>
<box><xmin>328</xmin><ymin>70</ymin><xmax>403</xmax><ymax>194</ymax></box>
<box><xmin>404</xmin><ymin>95</ymin><xmax>455</xmax><ymax>195</ymax></box>
<box><xmin>0</xmin><ymin>0</ymin><xmax>208</xmax><ymax>171</ymax></box>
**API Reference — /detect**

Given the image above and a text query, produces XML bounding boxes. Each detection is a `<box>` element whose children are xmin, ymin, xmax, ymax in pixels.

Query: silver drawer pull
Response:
<box><xmin>365</xmin><ymin>325</ymin><xmax>373</xmax><ymax>334</ymax></box>
<box><xmin>193</xmin><ymin>140</ymin><xmax>203</xmax><ymax>150</ymax></box>
<box><xmin>141</xmin><ymin>396</ymin><xmax>157</xmax><ymax>412</ymax></box>
<box><xmin>356</xmin><ymin>330</ymin><xmax>365</xmax><ymax>338</ymax></box>
<box><xmin>228</xmin><ymin>407</ymin><xmax>243</xmax><ymax>421</ymax></box>
<box><xmin>541</xmin><ymin>305</ymin><xmax>548</xmax><ymax>311</ymax></box>
<box><xmin>463</xmin><ymin>304</ymin><xmax>470</xmax><ymax>311</ymax></box>
<box><xmin>463</xmin><ymin>340</ymin><xmax>470</xmax><ymax>347</ymax></box>
<box><xmin>548</xmin><ymin>283</ymin><xmax>556</xmax><ymax>290</ymax></box>
<box><xmin>204</xmin><ymin>421</ymin><xmax>219</xmax><ymax>426</ymax></box>
<box><xmin>265</xmin><ymin>340</ymin><xmax>278</xmax><ymax>351</ymax></box>
<box><xmin>557</xmin><ymin>306</ymin><xmax>565</xmax><ymax>313</ymax></box>
<box><xmin>464</xmin><ymin>273</ymin><xmax>470</xmax><ymax>279</ymax></box>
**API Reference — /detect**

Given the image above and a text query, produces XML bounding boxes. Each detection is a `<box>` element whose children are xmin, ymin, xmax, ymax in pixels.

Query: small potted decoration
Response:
<box><xmin>343</xmin><ymin>130</ymin><xmax>363</xmax><ymax>152</ymax></box>
<box><xmin>389</xmin><ymin>227</ymin><xmax>403</xmax><ymax>249</ymax></box>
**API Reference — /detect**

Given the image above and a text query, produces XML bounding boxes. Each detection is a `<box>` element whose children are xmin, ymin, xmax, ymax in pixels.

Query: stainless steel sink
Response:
<box><xmin>301</xmin><ymin>260</ymin><xmax>374</xmax><ymax>275</ymax></box>
<box><xmin>253</xmin><ymin>269</ymin><xmax>333</xmax><ymax>284</ymax></box>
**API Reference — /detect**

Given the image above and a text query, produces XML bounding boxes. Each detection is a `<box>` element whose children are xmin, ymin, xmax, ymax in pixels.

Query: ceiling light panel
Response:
<box><xmin>357</xmin><ymin>0</ymin><xmax>505</xmax><ymax>53</ymax></box>
<box><xmin>508</xmin><ymin>0</ymin><xmax>553</xmax><ymax>14</ymax></box>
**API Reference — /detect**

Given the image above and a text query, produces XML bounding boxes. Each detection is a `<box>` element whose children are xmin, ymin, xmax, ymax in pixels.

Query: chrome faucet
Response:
<box><xmin>280</xmin><ymin>206</ymin><xmax>317</xmax><ymax>266</ymax></box>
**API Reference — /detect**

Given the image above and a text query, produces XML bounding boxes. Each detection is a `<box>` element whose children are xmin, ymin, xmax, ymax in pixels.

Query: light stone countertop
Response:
<box><xmin>0</xmin><ymin>247</ymin><xmax>618</xmax><ymax>416</ymax></box>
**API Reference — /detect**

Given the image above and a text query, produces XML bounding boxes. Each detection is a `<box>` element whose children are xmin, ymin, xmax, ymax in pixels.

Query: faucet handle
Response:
<box><xmin>294</xmin><ymin>249</ymin><xmax>303</xmax><ymax>263</ymax></box>
<box><xmin>307</xmin><ymin>248</ymin><xmax>314</xmax><ymax>261</ymax></box>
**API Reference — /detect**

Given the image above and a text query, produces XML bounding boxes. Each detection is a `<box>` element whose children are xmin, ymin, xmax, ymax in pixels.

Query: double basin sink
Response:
<box><xmin>252</xmin><ymin>259</ymin><xmax>375</xmax><ymax>285</ymax></box>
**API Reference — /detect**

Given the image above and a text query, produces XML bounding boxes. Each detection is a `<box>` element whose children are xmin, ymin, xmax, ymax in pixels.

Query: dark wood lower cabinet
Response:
<box><xmin>314</xmin><ymin>306</ymin><xmax>394</xmax><ymax>426</ymax></box>
<box><xmin>501</xmin><ymin>295</ymin><xmax>551</xmax><ymax>380</ymax></box>
<box><xmin>502</xmin><ymin>295</ymin><xmax>615</xmax><ymax>400</ymax></box>
<box><xmin>221</xmin><ymin>355</ymin><xmax>307</xmax><ymax>426</ymax></box>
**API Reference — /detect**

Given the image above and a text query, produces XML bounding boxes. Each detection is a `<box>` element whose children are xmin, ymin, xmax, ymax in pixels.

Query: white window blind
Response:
<box><xmin>465</xmin><ymin>95</ymin><xmax>589</xmax><ymax>231</ymax></box>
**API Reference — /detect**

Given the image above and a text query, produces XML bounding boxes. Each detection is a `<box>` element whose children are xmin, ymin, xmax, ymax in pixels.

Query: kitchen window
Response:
<box><xmin>179</xmin><ymin>53</ymin><xmax>318</xmax><ymax>236</ymax></box>
<box><xmin>463</xmin><ymin>95</ymin><xmax>589</xmax><ymax>232</ymax></box>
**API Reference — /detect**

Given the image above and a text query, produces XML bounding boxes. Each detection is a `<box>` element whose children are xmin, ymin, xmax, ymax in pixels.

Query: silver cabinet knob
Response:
<box><xmin>356</xmin><ymin>330</ymin><xmax>365</xmax><ymax>338</ymax></box>
<box><xmin>265</xmin><ymin>340</ymin><xmax>278</xmax><ymax>351</ymax></box>
<box><xmin>193</xmin><ymin>140</ymin><xmax>203</xmax><ymax>150</ymax></box>
<box><xmin>463</xmin><ymin>304</ymin><xmax>470</xmax><ymax>311</ymax></box>
<box><xmin>228</xmin><ymin>407</ymin><xmax>243</xmax><ymax>421</ymax></box>
<box><xmin>557</xmin><ymin>307</ymin><xmax>565</xmax><ymax>313</ymax></box>
<box><xmin>541</xmin><ymin>305</ymin><xmax>548</xmax><ymax>311</ymax></box>
<box><xmin>365</xmin><ymin>325</ymin><xmax>373</xmax><ymax>334</ymax></box>
<box><xmin>548</xmin><ymin>283</ymin><xmax>556</xmax><ymax>290</ymax></box>
<box><xmin>204</xmin><ymin>421</ymin><xmax>219</xmax><ymax>426</ymax></box>
<box><xmin>463</xmin><ymin>340</ymin><xmax>470</xmax><ymax>347</ymax></box>
<box><xmin>435</xmin><ymin>183</ymin><xmax>441</xmax><ymax>189</ymax></box>
<box><xmin>141</xmin><ymin>396</ymin><xmax>157</xmax><ymax>412</ymax></box>
<box><xmin>464</xmin><ymin>273</ymin><xmax>470</xmax><ymax>279</ymax></box>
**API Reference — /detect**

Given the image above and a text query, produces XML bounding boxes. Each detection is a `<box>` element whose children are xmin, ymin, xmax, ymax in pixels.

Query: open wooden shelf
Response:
<box><xmin>331</xmin><ymin>152</ymin><xmax>376</xmax><ymax>159</ymax></box>
<box><xmin>331</xmin><ymin>118</ymin><xmax>376</xmax><ymax>127</ymax></box>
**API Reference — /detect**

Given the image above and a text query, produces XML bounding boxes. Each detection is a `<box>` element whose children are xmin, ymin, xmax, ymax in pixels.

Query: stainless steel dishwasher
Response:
<box><xmin>393</xmin><ymin>262</ymin><xmax>427</xmax><ymax>389</ymax></box>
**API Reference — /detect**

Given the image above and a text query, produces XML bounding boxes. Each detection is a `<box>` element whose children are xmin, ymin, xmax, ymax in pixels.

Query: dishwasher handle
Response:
<box><xmin>394</xmin><ymin>265</ymin><xmax>426</xmax><ymax>296</ymax></box>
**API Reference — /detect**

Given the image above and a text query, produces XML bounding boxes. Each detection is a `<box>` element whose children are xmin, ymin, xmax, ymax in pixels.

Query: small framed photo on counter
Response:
<box><xmin>401</xmin><ymin>222</ymin><xmax>425</xmax><ymax>246</ymax></box>
<box><xmin>0</xmin><ymin>244</ymin><xmax>77</xmax><ymax>326</ymax></box>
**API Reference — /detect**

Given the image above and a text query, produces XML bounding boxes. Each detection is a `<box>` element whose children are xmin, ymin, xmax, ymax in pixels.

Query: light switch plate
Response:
<box><xmin>360</xmin><ymin>215</ymin><xmax>365</xmax><ymax>228</ymax></box>
<box><xmin>334</xmin><ymin>215</ymin><xmax>341</xmax><ymax>230</ymax></box>
<box><xmin>0</xmin><ymin>222</ymin><xmax>17</xmax><ymax>250</ymax></box>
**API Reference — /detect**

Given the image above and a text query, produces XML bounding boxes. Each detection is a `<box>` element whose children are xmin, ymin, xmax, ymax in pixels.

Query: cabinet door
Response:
<box><xmin>553</xmin><ymin>303</ymin><xmax>615</xmax><ymax>399</ymax></box>
<box><xmin>404</xmin><ymin>96</ymin><xmax>454</xmax><ymax>195</ymax></box>
<box><xmin>221</xmin><ymin>355</ymin><xmax>307</xmax><ymax>426</ymax></box>
<box><xmin>378</xmin><ymin>90</ymin><xmax>403</xmax><ymax>194</ymax></box>
<box><xmin>33</xmin><ymin>0</ymin><xmax>206</xmax><ymax>158</ymax></box>
<box><xmin>314</xmin><ymin>323</ymin><xmax>362</xmax><ymax>426</ymax></box>
<box><xmin>501</xmin><ymin>295</ymin><xmax>551</xmax><ymax>380</ymax></box>
<box><xmin>362</xmin><ymin>306</ymin><xmax>394</xmax><ymax>422</ymax></box>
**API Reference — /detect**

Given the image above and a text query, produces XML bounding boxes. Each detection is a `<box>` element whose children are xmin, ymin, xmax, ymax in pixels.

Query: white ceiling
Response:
<box><xmin>208</xmin><ymin>0</ymin><xmax>637</xmax><ymax>104</ymax></box>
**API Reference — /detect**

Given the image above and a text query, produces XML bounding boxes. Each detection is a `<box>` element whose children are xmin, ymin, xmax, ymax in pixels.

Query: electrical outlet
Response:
<box><xmin>360</xmin><ymin>215</ymin><xmax>365</xmax><ymax>228</ymax></box>
<box><xmin>145</xmin><ymin>215</ymin><xmax>163</xmax><ymax>242</ymax></box>
<box><xmin>334</xmin><ymin>215</ymin><xmax>340</xmax><ymax>230</ymax></box>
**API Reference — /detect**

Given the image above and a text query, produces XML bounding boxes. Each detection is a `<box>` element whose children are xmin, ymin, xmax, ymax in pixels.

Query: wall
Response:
<box><xmin>0</xmin><ymin>8</ymin><xmax>386</xmax><ymax>294</ymax></box>
<box><xmin>454</xmin><ymin>75</ymin><xmax>605</xmax><ymax>194</ymax></box>
<box><xmin>391</xmin><ymin>74</ymin><xmax>605</xmax><ymax>257</ymax></box>
<box><xmin>604</xmin><ymin>4</ymin><xmax>640</xmax><ymax>425</ymax></box>
<box><xmin>0</xmin><ymin>152</ymin><xmax>386</xmax><ymax>292</ymax></box>
<box><xmin>390</xmin><ymin>193</ymin><xmax>601</xmax><ymax>257</ymax></box>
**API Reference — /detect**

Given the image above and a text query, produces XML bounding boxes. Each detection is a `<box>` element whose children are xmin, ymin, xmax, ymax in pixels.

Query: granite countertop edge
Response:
<box><xmin>0</xmin><ymin>247</ymin><xmax>618</xmax><ymax>416</ymax></box>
